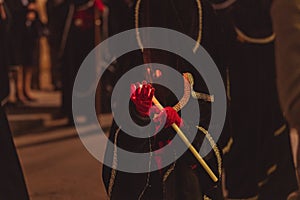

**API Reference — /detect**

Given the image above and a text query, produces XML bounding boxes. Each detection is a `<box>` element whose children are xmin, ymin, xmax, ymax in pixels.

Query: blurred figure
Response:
<box><xmin>271</xmin><ymin>0</ymin><xmax>300</xmax><ymax>134</ymax></box>
<box><xmin>272</xmin><ymin>1</ymin><xmax>300</xmax><ymax>199</ymax></box>
<box><xmin>46</xmin><ymin>0</ymin><xmax>69</xmax><ymax>91</ymax></box>
<box><xmin>0</xmin><ymin>1</ymin><xmax>30</xmax><ymax>198</ymax></box>
<box><xmin>103</xmin><ymin>0</ymin><xmax>229</xmax><ymax>199</ymax></box>
<box><xmin>6</xmin><ymin>0</ymin><xmax>42</xmax><ymax>104</ymax></box>
<box><xmin>61</xmin><ymin>0</ymin><xmax>104</xmax><ymax>124</ymax></box>
<box><xmin>212</xmin><ymin>0</ymin><xmax>298</xmax><ymax>199</ymax></box>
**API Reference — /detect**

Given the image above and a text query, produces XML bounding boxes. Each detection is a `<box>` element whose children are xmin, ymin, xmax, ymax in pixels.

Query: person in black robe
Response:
<box><xmin>46</xmin><ymin>0</ymin><xmax>69</xmax><ymax>90</ymax></box>
<box><xmin>211</xmin><ymin>0</ymin><xmax>298</xmax><ymax>199</ymax></box>
<box><xmin>6</xmin><ymin>0</ymin><xmax>42</xmax><ymax>102</ymax></box>
<box><xmin>62</xmin><ymin>0</ymin><xmax>104</xmax><ymax>123</ymax></box>
<box><xmin>102</xmin><ymin>0</ymin><xmax>229</xmax><ymax>199</ymax></box>
<box><xmin>0</xmin><ymin>1</ymin><xmax>30</xmax><ymax>199</ymax></box>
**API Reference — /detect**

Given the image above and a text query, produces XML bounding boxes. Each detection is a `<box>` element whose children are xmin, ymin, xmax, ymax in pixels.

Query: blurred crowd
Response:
<box><xmin>1</xmin><ymin>0</ymin><xmax>47</xmax><ymax>106</ymax></box>
<box><xmin>0</xmin><ymin>0</ymin><xmax>109</xmax><ymax>124</ymax></box>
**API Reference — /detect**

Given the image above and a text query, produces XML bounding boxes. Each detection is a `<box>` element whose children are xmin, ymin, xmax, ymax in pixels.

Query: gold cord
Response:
<box><xmin>222</xmin><ymin>137</ymin><xmax>233</xmax><ymax>155</ymax></box>
<box><xmin>135</xmin><ymin>0</ymin><xmax>203</xmax><ymax>53</ymax></box>
<box><xmin>197</xmin><ymin>126</ymin><xmax>222</xmax><ymax>179</ymax></box>
<box><xmin>226</xmin><ymin>68</ymin><xmax>231</xmax><ymax>101</ymax></box>
<box><xmin>162</xmin><ymin>162</ymin><xmax>176</xmax><ymax>198</ymax></box>
<box><xmin>135</xmin><ymin>0</ymin><xmax>144</xmax><ymax>52</ymax></box>
<box><xmin>162</xmin><ymin>151</ymin><xmax>177</xmax><ymax>198</ymax></box>
<box><xmin>108</xmin><ymin>128</ymin><xmax>121</xmax><ymax>198</ymax></box>
<box><xmin>173</xmin><ymin>74</ymin><xmax>191</xmax><ymax>112</ymax></box>
<box><xmin>137</xmin><ymin>137</ymin><xmax>153</xmax><ymax>200</ymax></box>
<box><xmin>173</xmin><ymin>72</ymin><xmax>215</xmax><ymax>112</ymax></box>
<box><xmin>185</xmin><ymin>73</ymin><xmax>214</xmax><ymax>102</ymax></box>
<box><xmin>235</xmin><ymin>27</ymin><xmax>276</xmax><ymax>44</ymax></box>
<box><xmin>274</xmin><ymin>124</ymin><xmax>287</xmax><ymax>136</ymax></box>
<box><xmin>211</xmin><ymin>0</ymin><xmax>236</xmax><ymax>10</ymax></box>
<box><xmin>193</xmin><ymin>0</ymin><xmax>203</xmax><ymax>53</ymax></box>
<box><xmin>107</xmin><ymin>128</ymin><xmax>153</xmax><ymax>200</ymax></box>
<box><xmin>203</xmin><ymin>195</ymin><xmax>212</xmax><ymax>200</ymax></box>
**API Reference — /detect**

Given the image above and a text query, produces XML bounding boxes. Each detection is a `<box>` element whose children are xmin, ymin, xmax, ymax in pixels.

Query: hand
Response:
<box><xmin>26</xmin><ymin>11</ymin><xmax>36</xmax><ymax>21</ymax></box>
<box><xmin>130</xmin><ymin>81</ymin><xmax>155</xmax><ymax>117</ymax></box>
<box><xmin>26</xmin><ymin>3</ymin><xmax>37</xmax><ymax>21</ymax></box>
<box><xmin>27</xmin><ymin>3</ymin><xmax>37</xmax><ymax>10</ymax></box>
<box><xmin>154</xmin><ymin>107</ymin><xmax>183</xmax><ymax>129</ymax></box>
<box><xmin>0</xmin><ymin>4</ymin><xmax>6</xmax><ymax>20</ymax></box>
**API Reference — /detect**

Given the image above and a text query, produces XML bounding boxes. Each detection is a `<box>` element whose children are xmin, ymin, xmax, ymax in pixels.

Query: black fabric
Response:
<box><xmin>106</xmin><ymin>0</ymin><xmax>135</xmax><ymax>37</ymax></box>
<box><xmin>62</xmin><ymin>4</ymin><xmax>95</xmax><ymax>120</ymax></box>
<box><xmin>46</xmin><ymin>0</ymin><xmax>69</xmax><ymax>87</ymax></box>
<box><xmin>232</xmin><ymin>0</ymin><xmax>273</xmax><ymax>38</ymax></box>
<box><xmin>0</xmin><ymin>12</ymin><xmax>29</xmax><ymax>195</ymax></box>
<box><xmin>5</xmin><ymin>0</ymin><xmax>40</xmax><ymax>67</ymax></box>
<box><xmin>0</xmin><ymin>9</ymin><xmax>9</xmax><ymax>102</ymax></box>
<box><xmin>0</xmin><ymin>106</ymin><xmax>29</xmax><ymax>200</ymax></box>
<box><xmin>219</xmin><ymin>1</ymin><xmax>298</xmax><ymax>199</ymax></box>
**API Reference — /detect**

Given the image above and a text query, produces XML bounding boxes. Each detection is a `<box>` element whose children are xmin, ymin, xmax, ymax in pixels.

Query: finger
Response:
<box><xmin>135</xmin><ymin>82</ymin><xmax>142</xmax><ymax>95</ymax></box>
<box><xmin>147</xmin><ymin>87</ymin><xmax>152</xmax><ymax>97</ymax></box>
<box><xmin>130</xmin><ymin>84</ymin><xmax>136</xmax><ymax>102</ymax></box>
<box><xmin>135</xmin><ymin>82</ymin><xmax>140</xmax><ymax>89</ymax></box>
<box><xmin>130</xmin><ymin>84</ymin><xmax>136</xmax><ymax>96</ymax></box>
<box><xmin>148</xmin><ymin>85</ymin><xmax>155</xmax><ymax>98</ymax></box>
<box><xmin>141</xmin><ymin>83</ymin><xmax>149</xmax><ymax>97</ymax></box>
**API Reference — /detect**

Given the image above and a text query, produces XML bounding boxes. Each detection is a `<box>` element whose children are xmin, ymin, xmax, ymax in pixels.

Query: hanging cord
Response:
<box><xmin>135</xmin><ymin>0</ymin><xmax>203</xmax><ymax>53</ymax></box>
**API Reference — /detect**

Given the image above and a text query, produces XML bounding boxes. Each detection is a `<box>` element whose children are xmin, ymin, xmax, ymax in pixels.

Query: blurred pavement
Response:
<box><xmin>5</xmin><ymin>90</ymin><xmax>111</xmax><ymax>200</ymax></box>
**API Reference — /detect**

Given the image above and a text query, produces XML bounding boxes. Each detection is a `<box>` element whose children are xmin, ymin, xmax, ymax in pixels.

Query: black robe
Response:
<box><xmin>5</xmin><ymin>0</ymin><xmax>39</xmax><ymax>67</ymax></box>
<box><xmin>218</xmin><ymin>0</ymin><xmax>298</xmax><ymax>199</ymax></box>
<box><xmin>62</xmin><ymin>0</ymin><xmax>96</xmax><ymax>120</ymax></box>
<box><xmin>102</xmin><ymin>0</ymin><xmax>228</xmax><ymax>199</ymax></box>
<box><xmin>0</xmin><ymin>5</ymin><xmax>29</xmax><ymax>199</ymax></box>
<box><xmin>46</xmin><ymin>0</ymin><xmax>69</xmax><ymax>88</ymax></box>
